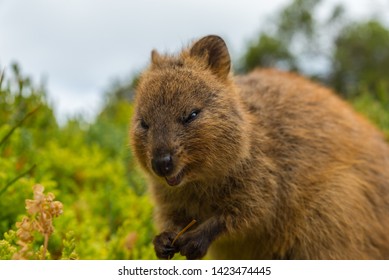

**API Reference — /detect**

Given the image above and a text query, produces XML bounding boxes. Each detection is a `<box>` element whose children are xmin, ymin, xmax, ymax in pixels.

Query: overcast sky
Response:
<box><xmin>1</xmin><ymin>0</ymin><xmax>388</xmax><ymax>123</ymax></box>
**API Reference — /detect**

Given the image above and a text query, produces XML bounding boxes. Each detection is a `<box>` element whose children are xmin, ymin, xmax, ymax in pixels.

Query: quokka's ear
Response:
<box><xmin>189</xmin><ymin>35</ymin><xmax>231</xmax><ymax>80</ymax></box>
<box><xmin>151</xmin><ymin>49</ymin><xmax>162</xmax><ymax>65</ymax></box>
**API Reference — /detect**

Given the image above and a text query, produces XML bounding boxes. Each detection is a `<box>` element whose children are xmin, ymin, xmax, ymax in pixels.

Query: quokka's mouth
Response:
<box><xmin>165</xmin><ymin>169</ymin><xmax>184</xmax><ymax>186</ymax></box>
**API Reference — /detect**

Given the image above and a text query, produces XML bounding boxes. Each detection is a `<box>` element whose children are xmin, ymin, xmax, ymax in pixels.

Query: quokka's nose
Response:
<box><xmin>151</xmin><ymin>154</ymin><xmax>174</xmax><ymax>177</ymax></box>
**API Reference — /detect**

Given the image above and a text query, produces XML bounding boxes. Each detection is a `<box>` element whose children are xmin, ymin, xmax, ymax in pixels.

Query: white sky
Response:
<box><xmin>0</xmin><ymin>0</ymin><xmax>388</xmax><ymax>122</ymax></box>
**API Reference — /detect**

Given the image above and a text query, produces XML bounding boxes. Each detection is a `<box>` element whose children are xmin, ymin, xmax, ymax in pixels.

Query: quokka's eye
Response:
<box><xmin>183</xmin><ymin>109</ymin><xmax>201</xmax><ymax>125</ymax></box>
<box><xmin>140</xmin><ymin>119</ymin><xmax>149</xmax><ymax>130</ymax></box>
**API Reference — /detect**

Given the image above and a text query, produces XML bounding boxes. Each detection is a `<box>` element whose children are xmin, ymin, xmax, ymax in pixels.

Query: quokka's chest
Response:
<box><xmin>161</xmin><ymin>186</ymin><xmax>227</xmax><ymax>222</ymax></box>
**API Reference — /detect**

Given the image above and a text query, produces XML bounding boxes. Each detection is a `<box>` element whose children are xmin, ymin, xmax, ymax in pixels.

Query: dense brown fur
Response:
<box><xmin>130</xmin><ymin>35</ymin><xmax>389</xmax><ymax>259</ymax></box>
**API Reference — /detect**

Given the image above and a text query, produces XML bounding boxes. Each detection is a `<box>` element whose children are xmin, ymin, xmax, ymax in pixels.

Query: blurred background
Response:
<box><xmin>0</xmin><ymin>0</ymin><xmax>388</xmax><ymax>259</ymax></box>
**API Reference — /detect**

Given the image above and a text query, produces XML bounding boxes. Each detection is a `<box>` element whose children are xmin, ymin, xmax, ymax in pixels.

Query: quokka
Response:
<box><xmin>130</xmin><ymin>35</ymin><xmax>389</xmax><ymax>259</ymax></box>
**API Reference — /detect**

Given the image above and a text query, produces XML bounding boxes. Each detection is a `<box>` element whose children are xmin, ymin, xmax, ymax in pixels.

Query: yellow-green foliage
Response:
<box><xmin>0</xmin><ymin>65</ymin><xmax>157</xmax><ymax>260</ymax></box>
<box><xmin>351</xmin><ymin>88</ymin><xmax>389</xmax><ymax>140</ymax></box>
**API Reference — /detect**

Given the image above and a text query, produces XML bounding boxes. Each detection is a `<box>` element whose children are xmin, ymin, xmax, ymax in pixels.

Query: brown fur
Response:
<box><xmin>130</xmin><ymin>35</ymin><xmax>389</xmax><ymax>259</ymax></box>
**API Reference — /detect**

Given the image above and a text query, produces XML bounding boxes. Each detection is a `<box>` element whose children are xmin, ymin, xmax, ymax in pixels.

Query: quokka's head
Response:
<box><xmin>131</xmin><ymin>35</ymin><xmax>249</xmax><ymax>187</ymax></box>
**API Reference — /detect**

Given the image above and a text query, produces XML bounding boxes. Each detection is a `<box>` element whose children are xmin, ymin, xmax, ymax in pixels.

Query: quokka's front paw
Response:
<box><xmin>174</xmin><ymin>231</ymin><xmax>211</xmax><ymax>260</ymax></box>
<box><xmin>153</xmin><ymin>231</ymin><xmax>178</xmax><ymax>259</ymax></box>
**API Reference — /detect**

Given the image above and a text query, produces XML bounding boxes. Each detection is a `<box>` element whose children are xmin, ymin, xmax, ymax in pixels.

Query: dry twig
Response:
<box><xmin>171</xmin><ymin>219</ymin><xmax>197</xmax><ymax>246</ymax></box>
